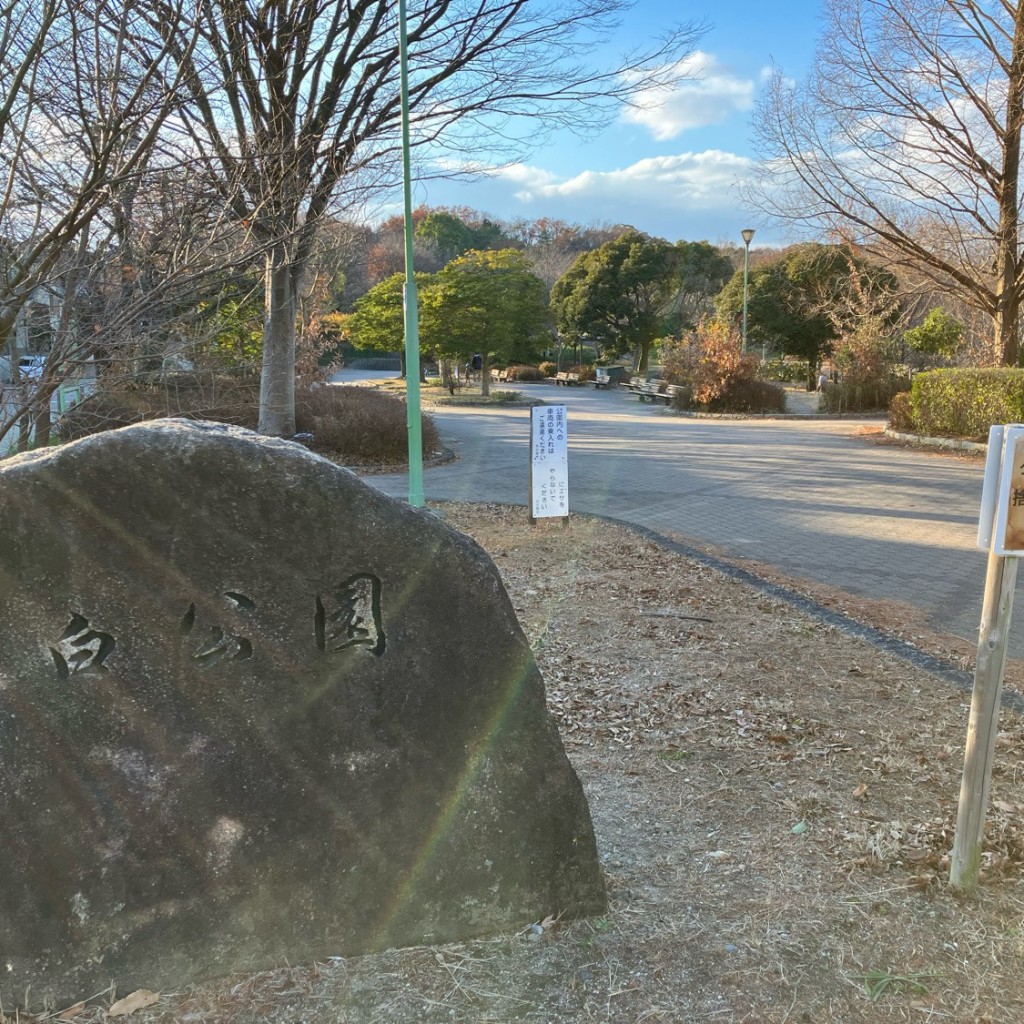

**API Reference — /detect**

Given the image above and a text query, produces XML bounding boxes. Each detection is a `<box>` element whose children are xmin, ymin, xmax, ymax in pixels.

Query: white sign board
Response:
<box><xmin>530</xmin><ymin>405</ymin><xmax>568</xmax><ymax>520</ymax></box>
<box><xmin>991</xmin><ymin>425</ymin><xmax>1024</xmax><ymax>556</ymax></box>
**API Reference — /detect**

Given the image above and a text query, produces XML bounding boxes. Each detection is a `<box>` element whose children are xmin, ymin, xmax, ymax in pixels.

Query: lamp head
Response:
<box><xmin>741</xmin><ymin>228</ymin><xmax>755</xmax><ymax>245</ymax></box>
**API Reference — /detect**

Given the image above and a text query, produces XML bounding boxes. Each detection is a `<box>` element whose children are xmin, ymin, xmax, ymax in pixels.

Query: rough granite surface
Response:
<box><xmin>0</xmin><ymin>419</ymin><xmax>605</xmax><ymax>1006</ymax></box>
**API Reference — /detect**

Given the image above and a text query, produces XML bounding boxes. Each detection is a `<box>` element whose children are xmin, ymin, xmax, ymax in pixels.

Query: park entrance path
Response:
<box><xmin>362</xmin><ymin>381</ymin><xmax>998</xmax><ymax>656</ymax></box>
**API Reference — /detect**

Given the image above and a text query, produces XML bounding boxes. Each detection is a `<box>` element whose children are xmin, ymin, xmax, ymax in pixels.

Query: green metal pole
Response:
<box><xmin>741</xmin><ymin>241</ymin><xmax>750</xmax><ymax>355</ymax></box>
<box><xmin>399</xmin><ymin>0</ymin><xmax>424</xmax><ymax>507</ymax></box>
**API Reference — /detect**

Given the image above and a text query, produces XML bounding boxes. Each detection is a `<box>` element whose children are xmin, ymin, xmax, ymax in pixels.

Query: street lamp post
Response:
<box><xmin>741</xmin><ymin>228</ymin><xmax>755</xmax><ymax>355</ymax></box>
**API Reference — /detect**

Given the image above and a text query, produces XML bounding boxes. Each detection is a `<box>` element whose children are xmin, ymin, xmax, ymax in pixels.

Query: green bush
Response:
<box><xmin>758</xmin><ymin>358</ymin><xmax>811</xmax><ymax>383</ymax></box>
<box><xmin>900</xmin><ymin>368</ymin><xmax>1024</xmax><ymax>439</ymax></box>
<box><xmin>888</xmin><ymin>391</ymin><xmax>913</xmax><ymax>432</ymax></box>
<box><xmin>539</xmin><ymin>361</ymin><xmax>558</xmax><ymax>377</ymax></box>
<box><xmin>57</xmin><ymin>377</ymin><xmax>440</xmax><ymax>462</ymax></box>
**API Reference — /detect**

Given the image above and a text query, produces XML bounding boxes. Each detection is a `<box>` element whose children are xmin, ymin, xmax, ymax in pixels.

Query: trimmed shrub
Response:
<box><xmin>709</xmin><ymin>378</ymin><xmax>786</xmax><ymax>413</ymax></box>
<box><xmin>902</xmin><ymin>368</ymin><xmax>1024</xmax><ymax>440</ymax></box>
<box><xmin>296</xmin><ymin>383</ymin><xmax>441</xmax><ymax>460</ymax></box>
<box><xmin>889</xmin><ymin>391</ymin><xmax>913</xmax><ymax>432</ymax></box>
<box><xmin>538</xmin><ymin>361</ymin><xmax>558</xmax><ymax>377</ymax></box>
<box><xmin>507</xmin><ymin>365</ymin><xmax>545</xmax><ymax>381</ymax></box>
<box><xmin>56</xmin><ymin>377</ymin><xmax>439</xmax><ymax>462</ymax></box>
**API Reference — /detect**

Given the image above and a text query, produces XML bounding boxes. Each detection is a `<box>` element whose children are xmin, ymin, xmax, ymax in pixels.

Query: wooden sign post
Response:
<box><xmin>950</xmin><ymin>425</ymin><xmax>1024</xmax><ymax>889</ymax></box>
<box><xmin>529</xmin><ymin>405</ymin><xmax>569</xmax><ymax>525</ymax></box>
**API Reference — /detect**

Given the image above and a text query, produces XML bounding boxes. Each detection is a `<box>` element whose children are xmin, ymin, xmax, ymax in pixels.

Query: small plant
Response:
<box><xmin>848</xmin><ymin>969</ymin><xmax>940</xmax><ymax>1001</ymax></box>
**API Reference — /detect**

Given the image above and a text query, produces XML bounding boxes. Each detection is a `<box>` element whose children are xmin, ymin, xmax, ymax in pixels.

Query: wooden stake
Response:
<box><xmin>949</xmin><ymin>549</ymin><xmax>1019</xmax><ymax>890</ymax></box>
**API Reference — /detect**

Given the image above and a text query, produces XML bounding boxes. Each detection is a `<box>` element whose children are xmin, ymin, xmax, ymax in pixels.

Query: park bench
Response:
<box><xmin>635</xmin><ymin>379</ymin><xmax>669</xmax><ymax>402</ymax></box>
<box><xmin>594</xmin><ymin>367</ymin><xmax>627</xmax><ymax>389</ymax></box>
<box><xmin>492</xmin><ymin>368</ymin><xmax>513</xmax><ymax>382</ymax></box>
<box><xmin>554</xmin><ymin>371</ymin><xmax>581</xmax><ymax>386</ymax></box>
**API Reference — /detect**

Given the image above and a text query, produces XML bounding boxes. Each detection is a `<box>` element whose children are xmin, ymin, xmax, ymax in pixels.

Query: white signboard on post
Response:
<box><xmin>530</xmin><ymin>405</ymin><xmax>568</xmax><ymax>521</ymax></box>
<box><xmin>990</xmin><ymin>425</ymin><xmax>1024</xmax><ymax>556</ymax></box>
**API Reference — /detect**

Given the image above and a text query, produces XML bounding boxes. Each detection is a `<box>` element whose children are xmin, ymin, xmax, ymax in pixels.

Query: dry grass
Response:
<box><xmin>15</xmin><ymin>504</ymin><xmax>1024</xmax><ymax>1024</ymax></box>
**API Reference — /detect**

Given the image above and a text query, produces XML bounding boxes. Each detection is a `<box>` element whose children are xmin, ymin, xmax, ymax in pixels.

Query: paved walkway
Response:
<box><xmin>351</xmin><ymin>378</ymin><xmax>1001</xmax><ymax>657</ymax></box>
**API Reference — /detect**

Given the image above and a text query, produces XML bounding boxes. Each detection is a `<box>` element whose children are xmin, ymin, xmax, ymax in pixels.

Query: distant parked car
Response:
<box><xmin>17</xmin><ymin>354</ymin><xmax>47</xmax><ymax>380</ymax></box>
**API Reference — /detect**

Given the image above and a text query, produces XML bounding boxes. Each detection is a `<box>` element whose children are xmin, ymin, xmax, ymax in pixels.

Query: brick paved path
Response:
<box><xmin>361</xmin><ymin>381</ymin><xmax>1000</xmax><ymax>656</ymax></box>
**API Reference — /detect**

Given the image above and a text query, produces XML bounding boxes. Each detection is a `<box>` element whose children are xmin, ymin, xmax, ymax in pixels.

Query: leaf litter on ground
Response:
<box><xmin>15</xmin><ymin>503</ymin><xmax>1024</xmax><ymax>1024</ymax></box>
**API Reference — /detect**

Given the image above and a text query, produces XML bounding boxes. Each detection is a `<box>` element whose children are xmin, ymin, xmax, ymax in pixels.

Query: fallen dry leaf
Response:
<box><xmin>852</xmin><ymin>782</ymin><xmax>869</xmax><ymax>800</ymax></box>
<box><xmin>107</xmin><ymin>990</ymin><xmax>159</xmax><ymax>1017</ymax></box>
<box><xmin>58</xmin><ymin>1002</ymin><xmax>87</xmax><ymax>1020</ymax></box>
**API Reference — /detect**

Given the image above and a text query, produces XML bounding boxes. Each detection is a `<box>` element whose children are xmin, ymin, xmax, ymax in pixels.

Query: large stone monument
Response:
<box><xmin>0</xmin><ymin>420</ymin><xmax>604</xmax><ymax>1007</ymax></box>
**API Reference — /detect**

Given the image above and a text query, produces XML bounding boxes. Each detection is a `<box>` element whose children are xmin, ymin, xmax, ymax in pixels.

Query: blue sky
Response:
<box><xmin>406</xmin><ymin>0</ymin><xmax>823</xmax><ymax>247</ymax></box>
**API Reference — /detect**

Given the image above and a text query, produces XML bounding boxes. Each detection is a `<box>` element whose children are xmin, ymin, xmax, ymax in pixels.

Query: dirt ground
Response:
<box><xmin>15</xmin><ymin>501</ymin><xmax>1024</xmax><ymax>1024</ymax></box>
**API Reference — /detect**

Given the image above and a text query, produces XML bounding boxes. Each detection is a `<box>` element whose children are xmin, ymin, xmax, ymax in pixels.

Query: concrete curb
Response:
<box><xmin>883</xmin><ymin>427</ymin><xmax>988</xmax><ymax>452</ymax></box>
<box><xmin>437</xmin><ymin>499</ymin><xmax>1024</xmax><ymax>716</ymax></box>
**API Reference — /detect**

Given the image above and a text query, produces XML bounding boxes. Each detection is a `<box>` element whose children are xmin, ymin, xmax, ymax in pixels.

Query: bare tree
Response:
<box><xmin>751</xmin><ymin>0</ymin><xmax>1024</xmax><ymax>365</ymax></box>
<box><xmin>145</xmin><ymin>0</ymin><xmax>703</xmax><ymax>436</ymax></box>
<box><xmin>0</xmin><ymin>0</ymin><xmax>204</xmax><ymax>449</ymax></box>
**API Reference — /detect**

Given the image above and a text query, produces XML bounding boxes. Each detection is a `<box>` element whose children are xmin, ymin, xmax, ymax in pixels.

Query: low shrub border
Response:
<box><xmin>56</xmin><ymin>377</ymin><xmax>441</xmax><ymax>463</ymax></box>
<box><xmin>896</xmin><ymin>368</ymin><xmax>1024</xmax><ymax>440</ymax></box>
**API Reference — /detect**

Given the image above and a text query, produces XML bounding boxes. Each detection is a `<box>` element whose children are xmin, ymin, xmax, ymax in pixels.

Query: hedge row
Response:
<box><xmin>894</xmin><ymin>368</ymin><xmax>1024</xmax><ymax>440</ymax></box>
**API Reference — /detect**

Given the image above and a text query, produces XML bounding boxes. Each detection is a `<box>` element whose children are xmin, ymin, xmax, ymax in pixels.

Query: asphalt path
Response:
<box><xmin>345</xmin><ymin>374</ymin><xmax>1001</xmax><ymax>657</ymax></box>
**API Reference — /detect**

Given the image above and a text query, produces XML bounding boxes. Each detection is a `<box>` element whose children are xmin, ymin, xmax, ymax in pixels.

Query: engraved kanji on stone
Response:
<box><xmin>180</xmin><ymin>591</ymin><xmax>255</xmax><ymax>668</ymax></box>
<box><xmin>315</xmin><ymin>574</ymin><xmax>385</xmax><ymax>656</ymax></box>
<box><xmin>50</xmin><ymin>614</ymin><xmax>116</xmax><ymax>679</ymax></box>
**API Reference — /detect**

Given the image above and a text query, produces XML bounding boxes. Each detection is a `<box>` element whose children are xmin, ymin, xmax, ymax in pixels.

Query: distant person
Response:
<box><xmin>817</xmin><ymin>368</ymin><xmax>829</xmax><ymax>391</ymax></box>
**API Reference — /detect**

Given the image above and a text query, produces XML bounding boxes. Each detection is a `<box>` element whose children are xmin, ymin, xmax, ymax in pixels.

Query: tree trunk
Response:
<box><xmin>636</xmin><ymin>340</ymin><xmax>651</xmax><ymax>374</ymax></box>
<box><xmin>259</xmin><ymin>245</ymin><xmax>297</xmax><ymax>437</ymax></box>
<box><xmin>991</xmin><ymin>4</ymin><xmax>1023</xmax><ymax>365</ymax></box>
<box><xmin>32</xmin><ymin>384</ymin><xmax>55</xmax><ymax>446</ymax></box>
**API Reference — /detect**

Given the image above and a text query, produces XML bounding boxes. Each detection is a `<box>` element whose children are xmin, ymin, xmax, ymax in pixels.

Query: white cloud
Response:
<box><xmin>620</xmin><ymin>52</ymin><xmax>756</xmax><ymax>140</ymax></box>
<box><xmin>503</xmin><ymin>150</ymin><xmax>755</xmax><ymax>208</ymax></box>
<box><xmin>416</xmin><ymin>148</ymin><xmax>771</xmax><ymax>242</ymax></box>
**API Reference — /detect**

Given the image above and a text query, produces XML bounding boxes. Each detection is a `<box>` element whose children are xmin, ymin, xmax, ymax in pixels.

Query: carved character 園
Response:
<box><xmin>315</xmin><ymin>574</ymin><xmax>385</xmax><ymax>656</ymax></box>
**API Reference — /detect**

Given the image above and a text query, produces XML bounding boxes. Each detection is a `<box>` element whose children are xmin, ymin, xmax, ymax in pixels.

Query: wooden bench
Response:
<box><xmin>492</xmin><ymin>368</ymin><xmax>513</xmax><ymax>382</ymax></box>
<box><xmin>594</xmin><ymin>369</ymin><xmax>614</xmax><ymax>389</ymax></box>
<box><xmin>554</xmin><ymin>371</ymin><xmax>581</xmax><ymax>386</ymax></box>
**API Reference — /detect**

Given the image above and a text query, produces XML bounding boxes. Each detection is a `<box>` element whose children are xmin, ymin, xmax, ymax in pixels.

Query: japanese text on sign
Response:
<box><xmin>994</xmin><ymin>430</ymin><xmax>1024</xmax><ymax>555</ymax></box>
<box><xmin>530</xmin><ymin>405</ymin><xmax>568</xmax><ymax>519</ymax></box>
